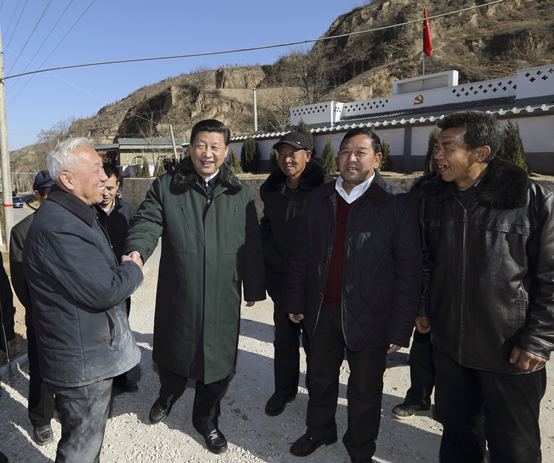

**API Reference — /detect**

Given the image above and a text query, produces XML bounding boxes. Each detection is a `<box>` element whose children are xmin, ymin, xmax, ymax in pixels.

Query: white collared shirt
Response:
<box><xmin>335</xmin><ymin>173</ymin><xmax>375</xmax><ymax>204</ymax></box>
<box><xmin>203</xmin><ymin>170</ymin><xmax>220</xmax><ymax>184</ymax></box>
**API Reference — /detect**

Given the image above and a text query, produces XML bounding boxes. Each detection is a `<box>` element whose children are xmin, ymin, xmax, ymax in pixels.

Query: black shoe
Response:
<box><xmin>32</xmin><ymin>423</ymin><xmax>54</xmax><ymax>446</ymax></box>
<box><xmin>113</xmin><ymin>378</ymin><xmax>139</xmax><ymax>393</ymax></box>
<box><xmin>290</xmin><ymin>432</ymin><xmax>337</xmax><ymax>457</ymax></box>
<box><xmin>265</xmin><ymin>393</ymin><xmax>296</xmax><ymax>417</ymax></box>
<box><xmin>201</xmin><ymin>429</ymin><xmax>228</xmax><ymax>454</ymax></box>
<box><xmin>391</xmin><ymin>403</ymin><xmax>429</xmax><ymax>420</ymax></box>
<box><xmin>351</xmin><ymin>458</ymin><xmax>375</xmax><ymax>463</ymax></box>
<box><xmin>149</xmin><ymin>399</ymin><xmax>170</xmax><ymax>424</ymax></box>
<box><xmin>0</xmin><ymin>451</ymin><xmax>8</xmax><ymax>463</ymax></box>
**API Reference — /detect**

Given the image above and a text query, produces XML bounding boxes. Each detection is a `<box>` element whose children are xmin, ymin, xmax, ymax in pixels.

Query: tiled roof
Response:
<box><xmin>338</xmin><ymin>96</ymin><xmax>517</xmax><ymax>124</ymax></box>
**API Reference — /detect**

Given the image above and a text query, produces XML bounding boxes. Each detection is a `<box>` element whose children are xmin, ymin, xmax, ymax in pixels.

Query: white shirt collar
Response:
<box><xmin>335</xmin><ymin>173</ymin><xmax>375</xmax><ymax>204</ymax></box>
<box><xmin>203</xmin><ymin>170</ymin><xmax>219</xmax><ymax>184</ymax></box>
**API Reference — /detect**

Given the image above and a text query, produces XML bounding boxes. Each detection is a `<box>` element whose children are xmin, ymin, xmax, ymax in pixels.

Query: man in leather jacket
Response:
<box><xmin>286</xmin><ymin>128</ymin><xmax>421</xmax><ymax>462</ymax></box>
<box><xmin>417</xmin><ymin>110</ymin><xmax>554</xmax><ymax>463</ymax></box>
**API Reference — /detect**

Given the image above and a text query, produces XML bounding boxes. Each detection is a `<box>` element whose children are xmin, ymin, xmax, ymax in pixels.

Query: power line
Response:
<box><xmin>6</xmin><ymin>0</ymin><xmax>80</xmax><ymax>101</ymax></box>
<box><xmin>2</xmin><ymin>0</ymin><xmax>22</xmax><ymax>42</ymax></box>
<box><xmin>3</xmin><ymin>0</ymin><xmax>507</xmax><ymax>81</ymax></box>
<box><xmin>6</xmin><ymin>0</ymin><xmax>54</xmax><ymax>76</ymax></box>
<box><xmin>4</xmin><ymin>0</ymin><xmax>29</xmax><ymax>50</ymax></box>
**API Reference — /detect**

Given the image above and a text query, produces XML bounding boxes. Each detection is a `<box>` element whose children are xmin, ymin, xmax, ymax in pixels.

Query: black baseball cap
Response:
<box><xmin>33</xmin><ymin>170</ymin><xmax>55</xmax><ymax>190</ymax></box>
<box><xmin>272</xmin><ymin>132</ymin><xmax>312</xmax><ymax>151</ymax></box>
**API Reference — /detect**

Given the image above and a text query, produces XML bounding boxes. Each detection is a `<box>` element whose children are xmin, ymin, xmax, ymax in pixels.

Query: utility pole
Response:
<box><xmin>169</xmin><ymin>124</ymin><xmax>178</xmax><ymax>158</ymax></box>
<box><xmin>0</xmin><ymin>23</ymin><xmax>14</xmax><ymax>250</ymax></box>
<box><xmin>253</xmin><ymin>87</ymin><xmax>258</xmax><ymax>133</ymax></box>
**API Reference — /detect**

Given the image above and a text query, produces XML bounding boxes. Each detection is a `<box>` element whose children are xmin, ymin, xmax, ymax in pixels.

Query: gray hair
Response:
<box><xmin>47</xmin><ymin>137</ymin><xmax>92</xmax><ymax>182</ymax></box>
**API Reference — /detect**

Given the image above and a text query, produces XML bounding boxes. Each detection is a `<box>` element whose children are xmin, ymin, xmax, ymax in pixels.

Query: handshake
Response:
<box><xmin>121</xmin><ymin>251</ymin><xmax>143</xmax><ymax>270</ymax></box>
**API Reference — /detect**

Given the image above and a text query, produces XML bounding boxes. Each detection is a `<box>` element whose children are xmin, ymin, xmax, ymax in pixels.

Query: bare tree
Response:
<box><xmin>30</xmin><ymin>117</ymin><xmax>76</xmax><ymax>172</ymax></box>
<box><xmin>280</xmin><ymin>46</ymin><xmax>337</xmax><ymax>105</ymax></box>
<box><xmin>257</xmin><ymin>88</ymin><xmax>304</xmax><ymax>133</ymax></box>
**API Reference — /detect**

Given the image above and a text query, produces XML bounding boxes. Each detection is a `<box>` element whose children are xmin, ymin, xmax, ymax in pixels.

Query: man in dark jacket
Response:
<box><xmin>125</xmin><ymin>119</ymin><xmax>265</xmax><ymax>455</ymax></box>
<box><xmin>0</xmin><ymin>261</ymin><xmax>14</xmax><ymax>356</ymax></box>
<box><xmin>287</xmin><ymin>128</ymin><xmax>421</xmax><ymax>462</ymax></box>
<box><xmin>10</xmin><ymin>170</ymin><xmax>56</xmax><ymax>445</ymax></box>
<box><xmin>23</xmin><ymin>138</ymin><xmax>144</xmax><ymax>463</ymax></box>
<box><xmin>260</xmin><ymin>132</ymin><xmax>327</xmax><ymax>417</ymax></box>
<box><xmin>417</xmin><ymin>110</ymin><xmax>554</xmax><ymax>463</ymax></box>
<box><xmin>96</xmin><ymin>162</ymin><xmax>137</xmax><ymax>393</ymax></box>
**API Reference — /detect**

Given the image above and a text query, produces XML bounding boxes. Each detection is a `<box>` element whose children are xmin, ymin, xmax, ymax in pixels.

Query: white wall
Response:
<box><xmin>510</xmin><ymin>115</ymin><xmax>554</xmax><ymax>153</ymax></box>
<box><xmin>412</xmin><ymin>126</ymin><xmax>436</xmax><ymax>157</ymax></box>
<box><xmin>373</xmin><ymin>127</ymin><xmax>404</xmax><ymax>157</ymax></box>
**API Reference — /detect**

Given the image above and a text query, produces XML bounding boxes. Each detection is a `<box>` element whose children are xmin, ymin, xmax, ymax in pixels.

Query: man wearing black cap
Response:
<box><xmin>10</xmin><ymin>170</ymin><xmax>56</xmax><ymax>446</ymax></box>
<box><xmin>260</xmin><ymin>132</ymin><xmax>328</xmax><ymax>417</ymax></box>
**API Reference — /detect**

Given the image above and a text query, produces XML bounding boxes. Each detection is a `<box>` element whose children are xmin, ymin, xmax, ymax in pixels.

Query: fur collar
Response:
<box><xmin>172</xmin><ymin>156</ymin><xmax>242</xmax><ymax>194</ymax></box>
<box><xmin>263</xmin><ymin>159</ymin><xmax>326</xmax><ymax>192</ymax></box>
<box><xmin>421</xmin><ymin>157</ymin><xmax>528</xmax><ymax>209</ymax></box>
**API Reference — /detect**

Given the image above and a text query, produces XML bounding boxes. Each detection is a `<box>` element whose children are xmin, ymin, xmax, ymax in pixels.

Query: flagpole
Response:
<box><xmin>423</xmin><ymin>5</ymin><xmax>426</xmax><ymax>76</ymax></box>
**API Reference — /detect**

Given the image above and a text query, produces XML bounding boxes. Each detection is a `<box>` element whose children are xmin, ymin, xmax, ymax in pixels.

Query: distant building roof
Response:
<box><xmin>337</xmin><ymin>96</ymin><xmax>518</xmax><ymax>124</ymax></box>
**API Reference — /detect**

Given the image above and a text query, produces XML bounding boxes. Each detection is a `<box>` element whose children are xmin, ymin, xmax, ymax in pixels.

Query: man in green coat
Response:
<box><xmin>125</xmin><ymin>119</ymin><xmax>265</xmax><ymax>455</ymax></box>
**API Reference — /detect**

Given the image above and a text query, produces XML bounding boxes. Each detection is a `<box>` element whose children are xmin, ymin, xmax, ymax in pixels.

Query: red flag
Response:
<box><xmin>423</xmin><ymin>7</ymin><xmax>433</xmax><ymax>57</ymax></box>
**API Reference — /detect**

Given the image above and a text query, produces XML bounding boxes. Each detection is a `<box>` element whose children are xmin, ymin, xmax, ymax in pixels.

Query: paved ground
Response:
<box><xmin>1</xmin><ymin>243</ymin><xmax>554</xmax><ymax>462</ymax></box>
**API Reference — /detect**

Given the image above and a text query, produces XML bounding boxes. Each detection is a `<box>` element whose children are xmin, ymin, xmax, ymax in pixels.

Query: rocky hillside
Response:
<box><xmin>10</xmin><ymin>0</ymin><xmax>554</xmax><ymax>171</ymax></box>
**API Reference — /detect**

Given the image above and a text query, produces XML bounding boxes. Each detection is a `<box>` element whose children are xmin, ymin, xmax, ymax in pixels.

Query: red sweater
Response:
<box><xmin>323</xmin><ymin>194</ymin><xmax>356</xmax><ymax>308</ymax></box>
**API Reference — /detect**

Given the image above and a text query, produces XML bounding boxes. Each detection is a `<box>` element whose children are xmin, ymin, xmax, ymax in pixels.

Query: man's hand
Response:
<box><xmin>245</xmin><ymin>301</ymin><xmax>255</xmax><ymax>307</ymax></box>
<box><xmin>509</xmin><ymin>347</ymin><xmax>547</xmax><ymax>372</ymax></box>
<box><xmin>416</xmin><ymin>316</ymin><xmax>431</xmax><ymax>334</ymax></box>
<box><xmin>289</xmin><ymin>313</ymin><xmax>304</xmax><ymax>324</ymax></box>
<box><xmin>122</xmin><ymin>251</ymin><xmax>143</xmax><ymax>270</ymax></box>
<box><xmin>387</xmin><ymin>344</ymin><xmax>401</xmax><ymax>354</ymax></box>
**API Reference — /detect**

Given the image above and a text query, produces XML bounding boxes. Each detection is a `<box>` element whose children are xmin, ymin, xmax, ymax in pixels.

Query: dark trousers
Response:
<box><xmin>48</xmin><ymin>378</ymin><xmax>113</xmax><ymax>463</ymax></box>
<box><xmin>272</xmin><ymin>290</ymin><xmax>310</xmax><ymax>398</ymax></box>
<box><xmin>306</xmin><ymin>302</ymin><xmax>387</xmax><ymax>460</ymax></box>
<box><xmin>27</xmin><ymin>322</ymin><xmax>55</xmax><ymax>427</ymax></box>
<box><xmin>158</xmin><ymin>366</ymin><xmax>230</xmax><ymax>435</ymax></box>
<box><xmin>434</xmin><ymin>346</ymin><xmax>545</xmax><ymax>463</ymax></box>
<box><xmin>404</xmin><ymin>330</ymin><xmax>435</xmax><ymax>409</ymax></box>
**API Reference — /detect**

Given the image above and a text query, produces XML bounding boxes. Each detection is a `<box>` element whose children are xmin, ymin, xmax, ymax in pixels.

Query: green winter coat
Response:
<box><xmin>125</xmin><ymin>158</ymin><xmax>266</xmax><ymax>384</ymax></box>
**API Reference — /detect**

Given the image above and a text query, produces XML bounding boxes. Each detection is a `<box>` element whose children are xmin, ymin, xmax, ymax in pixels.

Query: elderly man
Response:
<box><xmin>10</xmin><ymin>170</ymin><xmax>56</xmax><ymax>445</ymax></box>
<box><xmin>125</xmin><ymin>119</ymin><xmax>265</xmax><ymax>454</ymax></box>
<box><xmin>417</xmin><ymin>110</ymin><xmax>554</xmax><ymax>463</ymax></box>
<box><xmin>260</xmin><ymin>132</ymin><xmax>327</xmax><ymax>417</ymax></box>
<box><xmin>23</xmin><ymin>138</ymin><xmax>144</xmax><ymax>463</ymax></box>
<box><xmin>287</xmin><ymin>128</ymin><xmax>421</xmax><ymax>462</ymax></box>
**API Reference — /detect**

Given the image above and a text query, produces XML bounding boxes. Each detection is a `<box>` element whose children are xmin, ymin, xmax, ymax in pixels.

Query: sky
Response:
<box><xmin>0</xmin><ymin>0</ymin><xmax>361</xmax><ymax>153</ymax></box>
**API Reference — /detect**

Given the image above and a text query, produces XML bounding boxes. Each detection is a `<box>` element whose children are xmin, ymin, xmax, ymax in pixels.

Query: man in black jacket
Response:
<box><xmin>260</xmin><ymin>132</ymin><xmax>327</xmax><ymax>417</ymax></box>
<box><xmin>10</xmin><ymin>170</ymin><xmax>55</xmax><ymax>445</ymax></box>
<box><xmin>97</xmin><ymin>163</ymin><xmax>137</xmax><ymax>393</ymax></box>
<box><xmin>287</xmin><ymin>128</ymin><xmax>421</xmax><ymax>462</ymax></box>
<box><xmin>417</xmin><ymin>110</ymin><xmax>554</xmax><ymax>463</ymax></box>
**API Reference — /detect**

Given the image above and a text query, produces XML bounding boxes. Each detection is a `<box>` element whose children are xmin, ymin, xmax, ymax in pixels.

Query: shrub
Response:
<box><xmin>319</xmin><ymin>137</ymin><xmax>337</xmax><ymax>175</ymax></box>
<box><xmin>424</xmin><ymin>125</ymin><xmax>439</xmax><ymax>173</ymax></box>
<box><xmin>228</xmin><ymin>149</ymin><xmax>243</xmax><ymax>174</ymax></box>
<box><xmin>497</xmin><ymin>121</ymin><xmax>531</xmax><ymax>174</ymax></box>
<box><xmin>294</xmin><ymin>118</ymin><xmax>316</xmax><ymax>157</ymax></box>
<box><xmin>379</xmin><ymin>138</ymin><xmax>394</xmax><ymax>171</ymax></box>
<box><xmin>269</xmin><ymin>149</ymin><xmax>278</xmax><ymax>172</ymax></box>
<box><xmin>241</xmin><ymin>137</ymin><xmax>261</xmax><ymax>173</ymax></box>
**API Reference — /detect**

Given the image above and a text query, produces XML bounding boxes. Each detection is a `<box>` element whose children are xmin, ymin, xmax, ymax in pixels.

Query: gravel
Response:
<box><xmin>2</xmin><ymin>246</ymin><xmax>554</xmax><ymax>463</ymax></box>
